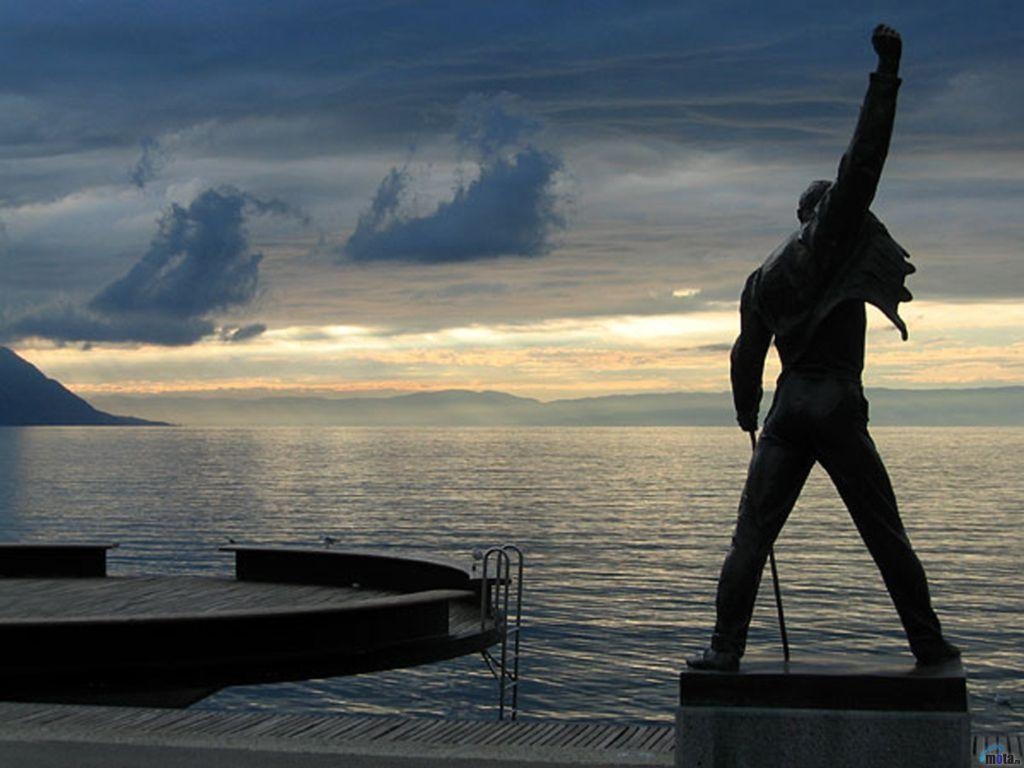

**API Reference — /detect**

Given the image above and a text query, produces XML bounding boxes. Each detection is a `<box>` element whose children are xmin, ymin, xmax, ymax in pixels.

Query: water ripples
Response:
<box><xmin>0</xmin><ymin>426</ymin><xmax>1019</xmax><ymax>729</ymax></box>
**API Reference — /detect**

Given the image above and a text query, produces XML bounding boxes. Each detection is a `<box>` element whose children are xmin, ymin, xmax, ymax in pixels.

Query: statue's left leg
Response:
<box><xmin>688</xmin><ymin>428</ymin><xmax>812</xmax><ymax>671</ymax></box>
<box><xmin>815</xmin><ymin>394</ymin><xmax>955</xmax><ymax>663</ymax></box>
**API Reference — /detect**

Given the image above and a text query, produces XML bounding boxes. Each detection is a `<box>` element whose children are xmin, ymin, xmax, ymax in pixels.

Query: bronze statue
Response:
<box><xmin>688</xmin><ymin>25</ymin><xmax>960</xmax><ymax>671</ymax></box>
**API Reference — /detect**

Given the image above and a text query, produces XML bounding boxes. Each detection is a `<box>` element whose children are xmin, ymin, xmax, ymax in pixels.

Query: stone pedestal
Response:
<box><xmin>676</xmin><ymin>655</ymin><xmax>969</xmax><ymax>768</ymax></box>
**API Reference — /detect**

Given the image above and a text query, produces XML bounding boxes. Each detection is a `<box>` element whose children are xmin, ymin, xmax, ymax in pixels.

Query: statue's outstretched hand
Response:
<box><xmin>872</xmin><ymin>24</ymin><xmax>901</xmax><ymax>75</ymax></box>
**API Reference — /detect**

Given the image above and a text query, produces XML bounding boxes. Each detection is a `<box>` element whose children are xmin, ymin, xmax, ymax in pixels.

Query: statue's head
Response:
<box><xmin>797</xmin><ymin>180</ymin><xmax>832</xmax><ymax>223</ymax></box>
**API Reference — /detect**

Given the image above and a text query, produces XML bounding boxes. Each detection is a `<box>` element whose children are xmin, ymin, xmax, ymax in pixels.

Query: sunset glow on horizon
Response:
<box><xmin>14</xmin><ymin>298</ymin><xmax>1024</xmax><ymax>401</ymax></box>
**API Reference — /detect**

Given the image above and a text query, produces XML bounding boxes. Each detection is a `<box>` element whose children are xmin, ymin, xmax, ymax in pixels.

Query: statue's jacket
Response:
<box><xmin>731</xmin><ymin>72</ymin><xmax>915</xmax><ymax>429</ymax></box>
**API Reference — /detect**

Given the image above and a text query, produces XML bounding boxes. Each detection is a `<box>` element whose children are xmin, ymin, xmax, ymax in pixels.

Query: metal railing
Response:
<box><xmin>476</xmin><ymin>544</ymin><xmax>523</xmax><ymax>720</ymax></box>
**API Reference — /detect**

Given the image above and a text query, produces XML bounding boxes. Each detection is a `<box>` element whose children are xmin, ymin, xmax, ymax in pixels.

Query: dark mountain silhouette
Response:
<box><xmin>0</xmin><ymin>347</ymin><xmax>166</xmax><ymax>426</ymax></box>
<box><xmin>89</xmin><ymin>385</ymin><xmax>1024</xmax><ymax>427</ymax></box>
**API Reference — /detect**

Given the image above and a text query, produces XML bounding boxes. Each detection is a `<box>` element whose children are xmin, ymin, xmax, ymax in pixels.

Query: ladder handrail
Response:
<box><xmin>477</xmin><ymin>544</ymin><xmax>523</xmax><ymax>720</ymax></box>
<box><xmin>501</xmin><ymin>544</ymin><xmax>523</xmax><ymax>718</ymax></box>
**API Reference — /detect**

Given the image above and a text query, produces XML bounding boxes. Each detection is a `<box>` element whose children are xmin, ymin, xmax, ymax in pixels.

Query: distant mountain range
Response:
<box><xmin>4</xmin><ymin>345</ymin><xmax>1022</xmax><ymax>427</ymax></box>
<box><xmin>90</xmin><ymin>389</ymin><xmax>736</xmax><ymax>427</ymax></box>
<box><xmin>0</xmin><ymin>347</ymin><xmax>164</xmax><ymax>426</ymax></box>
<box><xmin>91</xmin><ymin>385</ymin><xmax>1024</xmax><ymax>427</ymax></box>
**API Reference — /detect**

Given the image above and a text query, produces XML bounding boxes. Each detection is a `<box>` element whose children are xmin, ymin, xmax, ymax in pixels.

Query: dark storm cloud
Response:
<box><xmin>4</xmin><ymin>304</ymin><xmax>215</xmax><ymax>347</ymax></box>
<box><xmin>344</xmin><ymin>95</ymin><xmax>565</xmax><ymax>263</ymax></box>
<box><xmin>0</xmin><ymin>0</ymin><xmax>1021</xmax><ymax>316</ymax></box>
<box><xmin>0</xmin><ymin>3</ymin><xmax>1017</xmax><ymax>194</ymax></box>
<box><xmin>2</xmin><ymin>1</ymin><xmax>1017</xmax><ymax>160</ymax></box>
<box><xmin>456</xmin><ymin>93</ymin><xmax>541</xmax><ymax>159</ymax></box>
<box><xmin>129</xmin><ymin>137</ymin><xmax>167</xmax><ymax>189</ymax></box>
<box><xmin>3</xmin><ymin>188</ymin><xmax>290</xmax><ymax>346</ymax></box>
<box><xmin>90</xmin><ymin>188</ymin><xmax>263</xmax><ymax>318</ymax></box>
<box><xmin>344</xmin><ymin>151</ymin><xmax>564</xmax><ymax>263</ymax></box>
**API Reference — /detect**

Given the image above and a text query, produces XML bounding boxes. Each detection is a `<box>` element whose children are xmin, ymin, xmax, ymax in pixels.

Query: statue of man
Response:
<box><xmin>688</xmin><ymin>25</ymin><xmax>960</xmax><ymax>671</ymax></box>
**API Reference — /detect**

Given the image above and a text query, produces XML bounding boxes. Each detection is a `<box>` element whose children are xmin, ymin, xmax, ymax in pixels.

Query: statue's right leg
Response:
<box><xmin>816</xmin><ymin>416</ymin><xmax>956</xmax><ymax>664</ymax></box>
<box><xmin>711</xmin><ymin>429</ymin><xmax>813</xmax><ymax>657</ymax></box>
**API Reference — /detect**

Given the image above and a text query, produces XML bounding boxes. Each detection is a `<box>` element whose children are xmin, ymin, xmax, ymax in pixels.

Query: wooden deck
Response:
<box><xmin>0</xmin><ymin>702</ymin><xmax>1014</xmax><ymax>767</ymax></box>
<box><xmin>0</xmin><ymin>574</ymin><xmax>486</xmax><ymax>646</ymax></box>
<box><xmin>0</xmin><ymin>576</ymin><xmax>404</xmax><ymax>619</ymax></box>
<box><xmin>0</xmin><ymin>702</ymin><xmax>676</xmax><ymax>765</ymax></box>
<box><xmin>0</xmin><ymin>546</ymin><xmax>500</xmax><ymax>707</ymax></box>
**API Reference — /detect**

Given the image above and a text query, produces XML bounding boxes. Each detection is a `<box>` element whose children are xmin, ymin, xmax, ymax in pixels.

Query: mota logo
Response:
<box><xmin>980</xmin><ymin>744</ymin><xmax>1022</xmax><ymax>765</ymax></box>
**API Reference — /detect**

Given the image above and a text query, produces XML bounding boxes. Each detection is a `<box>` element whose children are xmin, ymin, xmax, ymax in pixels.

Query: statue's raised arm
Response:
<box><xmin>803</xmin><ymin>25</ymin><xmax>903</xmax><ymax>258</ymax></box>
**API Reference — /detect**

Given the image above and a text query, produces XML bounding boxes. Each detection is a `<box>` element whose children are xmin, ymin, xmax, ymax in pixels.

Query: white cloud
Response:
<box><xmin>672</xmin><ymin>287</ymin><xmax>701</xmax><ymax>299</ymax></box>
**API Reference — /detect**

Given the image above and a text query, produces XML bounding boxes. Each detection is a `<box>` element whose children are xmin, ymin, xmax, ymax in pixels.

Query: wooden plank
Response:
<box><xmin>629</xmin><ymin>725</ymin><xmax>662</xmax><ymax>750</ymax></box>
<box><xmin>167</xmin><ymin>711</ymin><xmax>229</xmax><ymax>736</ymax></box>
<box><xmin>407</xmin><ymin>718</ymin><xmax>465</xmax><ymax>743</ymax></box>
<box><xmin>318</xmin><ymin>716</ymin><xmax>379</xmax><ymax>739</ymax></box>
<box><xmin>636</xmin><ymin>725</ymin><xmax>674</xmax><ymax>750</ymax></box>
<box><xmin>353</xmin><ymin>718</ymin><xmax>407</xmax><ymax>742</ymax></box>
<box><xmin>0</xmin><ymin>704</ymin><xmax>73</xmax><ymax>726</ymax></box>
<box><xmin>607</xmin><ymin>723</ymin><xmax>643</xmax><ymax>748</ymax></box>
<box><xmin>111</xmin><ymin>708</ymin><xmax>180</xmax><ymax>732</ymax></box>
<box><xmin>476</xmin><ymin>720</ymin><xmax>522</xmax><ymax>745</ymax></box>
<box><xmin>342</xmin><ymin>717</ymin><xmax>404</xmax><ymax>741</ymax></box>
<box><xmin>646</xmin><ymin>727</ymin><xmax>676</xmax><ymax>753</ymax></box>
<box><xmin>496</xmin><ymin>721</ymin><xmax>543</xmax><ymax>745</ymax></box>
<box><xmin>360</xmin><ymin>720</ymin><xmax>423</xmax><ymax>741</ymax></box>
<box><xmin>149</xmin><ymin>710</ymin><xmax>223</xmax><ymax>733</ymax></box>
<box><xmin>33</xmin><ymin>707</ymin><xmax>103</xmax><ymax>728</ymax></box>
<box><xmin>591</xmin><ymin>724</ymin><xmax>632</xmax><ymax>750</ymax></box>
<box><xmin>567</xmin><ymin>723</ymin><xmax>607</xmax><ymax>749</ymax></box>
<box><xmin>537</xmin><ymin>721</ymin><xmax>586</xmax><ymax>746</ymax></box>
<box><xmin>284</xmin><ymin>714</ymin><xmax>355</xmax><ymax>741</ymax></box>
<box><xmin>252</xmin><ymin>713</ymin><xmax>314</xmax><ymax>738</ymax></box>
<box><xmin>533</xmin><ymin>721</ymin><xmax>584</xmax><ymax>747</ymax></box>
<box><xmin>571</xmin><ymin>723</ymin><xmax>610</xmax><ymax>746</ymax></box>
<box><xmin>204</xmin><ymin>711</ymin><xmax>269</xmax><ymax>735</ymax></box>
<box><xmin>218</xmin><ymin>712</ymin><xmax>281</xmax><ymax>736</ymax></box>
<box><xmin>563</xmin><ymin>722</ymin><xmax>608</xmax><ymax>748</ymax></box>
<box><xmin>280</xmin><ymin>717</ymin><xmax>334</xmax><ymax>741</ymax></box>
<box><xmin>0</xmin><ymin>577</ymin><xmax>394</xmax><ymax>620</ymax></box>
<box><xmin>431</xmin><ymin>719</ymin><xmax>484</xmax><ymax>744</ymax></box>
<box><xmin>579</xmin><ymin>723</ymin><xmax>627</xmax><ymax>749</ymax></box>
<box><xmin>460</xmin><ymin>720</ymin><xmax>507</xmax><ymax>743</ymax></box>
<box><xmin>512</xmin><ymin>721</ymin><xmax>564</xmax><ymax>747</ymax></box>
<box><xmin>458</xmin><ymin>721</ymin><xmax>505</xmax><ymax>744</ymax></box>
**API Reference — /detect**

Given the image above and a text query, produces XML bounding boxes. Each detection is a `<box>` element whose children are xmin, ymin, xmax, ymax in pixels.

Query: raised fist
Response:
<box><xmin>872</xmin><ymin>24</ymin><xmax>902</xmax><ymax>64</ymax></box>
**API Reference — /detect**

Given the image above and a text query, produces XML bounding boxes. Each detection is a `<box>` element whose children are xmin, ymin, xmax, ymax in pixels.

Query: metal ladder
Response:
<box><xmin>477</xmin><ymin>545</ymin><xmax>523</xmax><ymax>721</ymax></box>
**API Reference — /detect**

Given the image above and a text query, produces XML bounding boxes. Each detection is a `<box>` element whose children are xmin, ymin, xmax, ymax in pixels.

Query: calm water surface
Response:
<box><xmin>0</xmin><ymin>426</ymin><xmax>1019</xmax><ymax>730</ymax></box>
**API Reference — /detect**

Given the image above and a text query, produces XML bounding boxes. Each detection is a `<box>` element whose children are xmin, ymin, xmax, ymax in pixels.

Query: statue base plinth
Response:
<box><xmin>676</xmin><ymin>654</ymin><xmax>969</xmax><ymax>768</ymax></box>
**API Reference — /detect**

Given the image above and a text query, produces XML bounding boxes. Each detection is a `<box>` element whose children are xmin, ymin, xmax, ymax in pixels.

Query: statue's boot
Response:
<box><xmin>913</xmin><ymin>639</ymin><xmax>961</xmax><ymax>667</ymax></box>
<box><xmin>686</xmin><ymin>647</ymin><xmax>740</xmax><ymax>672</ymax></box>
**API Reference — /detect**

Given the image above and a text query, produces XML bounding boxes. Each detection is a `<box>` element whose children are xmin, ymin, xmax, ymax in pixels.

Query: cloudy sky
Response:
<box><xmin>1</xmin><ymin>1</ymin><xmax>1021</xmax><ymax>400</ymax></box>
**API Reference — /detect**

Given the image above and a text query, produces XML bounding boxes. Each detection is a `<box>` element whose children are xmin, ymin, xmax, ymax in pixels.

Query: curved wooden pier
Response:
<box><xmin>0</xmin><ymin>544</ymin><xmax>500</xmax><ymax>707</ymax></box>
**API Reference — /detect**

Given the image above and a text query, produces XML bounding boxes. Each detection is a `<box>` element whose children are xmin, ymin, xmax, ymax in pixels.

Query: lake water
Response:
<box><xmin>0</xmin><ymin>426</ymin><xmax>1019</xmax><ymax>731</ymax></box>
